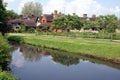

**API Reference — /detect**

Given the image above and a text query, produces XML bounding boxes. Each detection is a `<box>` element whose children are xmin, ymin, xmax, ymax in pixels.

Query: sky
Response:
<box><xmin>4</xmin><ymin>0</ymin><xmax>120</xmax><ymax>17</ymax></box>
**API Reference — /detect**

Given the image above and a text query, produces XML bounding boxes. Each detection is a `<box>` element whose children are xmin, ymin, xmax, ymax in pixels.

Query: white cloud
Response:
<box><xmin>4</xmin><ymin>0</ymin><xmax>15</xmax><ymax>2</ymax></box>
<box><xmin>43</xmin><ymin>0</ymin><xmax>120</xmax><ymax>17</ymax></box>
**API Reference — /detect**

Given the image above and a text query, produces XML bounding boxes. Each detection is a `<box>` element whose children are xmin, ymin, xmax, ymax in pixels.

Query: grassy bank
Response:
<box><xmin>37</xmin><ymin>32</ymin><xmax>120</xmax><ymax>40</ymax></box>
<box><xmin>0</xmin><ymin>34</ymin><xmax>15</xmax><ymax>80</ymax></box>
<box><xmin>8</xmin><ymin>33</ymin><xmax>120</xmax><ymax>62</ymax></box>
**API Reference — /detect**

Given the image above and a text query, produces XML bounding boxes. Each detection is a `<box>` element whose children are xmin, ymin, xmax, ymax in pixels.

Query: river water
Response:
<box><xmin>9</xmin><ymin>44</ymin><xmax>120</xmax><ymax>80</ymax></box>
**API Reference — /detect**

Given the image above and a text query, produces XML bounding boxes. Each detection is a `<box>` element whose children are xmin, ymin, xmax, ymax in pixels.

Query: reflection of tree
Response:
<box><xmin>19</xmin><ymin>45</ymin><xmax>42</xmax><ymax>62</ymax></box>
<box><xmin>51</xmin><ymin>51</ymin><xmax>79</xmax><ymax>66</ymax></box>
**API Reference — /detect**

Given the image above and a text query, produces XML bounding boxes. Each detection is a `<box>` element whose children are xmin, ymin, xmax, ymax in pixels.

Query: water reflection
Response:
<box><xmin>19</xmin><ymin>46</ymin><xmax>42</xmax><ymax>62</ymax></box>
<box><xmin>18</xmin><ymin>45</ymin><xmax>79</xmax><ymax>66</ymax></box>
<box><xmin>51</xmin><ymin>51</ymin><xmax>79</xmax><ymax>66</ymax></box>
<box><xmin>10</xmin><ymin>44</ymin><xmax>120</xmax><ymax>80</ymax></box>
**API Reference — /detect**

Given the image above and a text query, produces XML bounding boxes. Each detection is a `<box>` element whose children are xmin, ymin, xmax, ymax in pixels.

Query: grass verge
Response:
<box><xmin>8</xmin><ymin>33</ymin><xmax>120</xmax><ymax>64</ymax></box>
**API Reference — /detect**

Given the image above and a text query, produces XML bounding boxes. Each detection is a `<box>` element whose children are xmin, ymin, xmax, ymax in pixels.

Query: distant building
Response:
<box><xmin>7</xmin><ymin>10</ymin><xmax>97</xmax><ymax>32</ymax></box>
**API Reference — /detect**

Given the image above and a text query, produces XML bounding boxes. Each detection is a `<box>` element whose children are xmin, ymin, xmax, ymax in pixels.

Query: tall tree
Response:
<box><xmin>0</xmin><ymin>0</ymin><xmax>7</xmax><ymax>36</ymax></box>
<box><xmin>21</xmin><ymin>1</ymin><xmax>43</xmax><ymax>16</ymax></box>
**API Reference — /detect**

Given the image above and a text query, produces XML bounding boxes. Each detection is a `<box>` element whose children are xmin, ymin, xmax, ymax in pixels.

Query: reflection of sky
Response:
<box><xmin>12</xmin><ymin>48</ymin><xmax>24</xmax><ymax>68</ymax></box>
<box><xmin>10</xmin><ymin>47</ymin><xmax>120</xmax><ymax>80</ymax></box>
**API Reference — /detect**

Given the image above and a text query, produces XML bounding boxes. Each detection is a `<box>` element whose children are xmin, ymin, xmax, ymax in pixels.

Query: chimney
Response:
<box><xmin>54</xmin><ymin>10</ymin><xmax>58</xmax><ymax>18</ymax></box>
<box><xmin>54</xmin><ymin>10</ymin><xmax>58</xmax><ymax>15</ymax></box>
<box><xmin>73</xmin><ymin>13</ymin><xmax>76</xmax><ymax>16</ymax></box>
<box><xmin>92</xmin><ymin>14</ymin><xmax>96</xmax><ymax>18</ymax></box>
<box><xmin>83</xmin><ymin>14</ymin><xmax>87</xmax><ymax>18</ymax></box>
<box><xmin>19</xmin><ymin>15</ymin><xmax>23</xmax><ymax>19</ymax></box>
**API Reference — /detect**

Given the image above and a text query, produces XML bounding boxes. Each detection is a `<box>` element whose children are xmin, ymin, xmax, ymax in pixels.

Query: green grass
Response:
<box><xmin>36</xmin><ymin>32</ymin><xmax>120</xmax><ymax>40</ymax></box>
<box><xmin>0</xmin><ymin>34</ymin><xmax>15</xmax><ymax>80</ymax></box>
<box><xmin>9</xmin><ymin>33</ymin><xmax>120</xmax><ymax>60</ymax></box>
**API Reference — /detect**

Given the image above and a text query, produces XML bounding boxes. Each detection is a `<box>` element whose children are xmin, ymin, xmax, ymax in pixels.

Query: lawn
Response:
<box><xmin>8</xmin><ymin>33</ymin><xmax>120</xmax><ymax>60</ymax></box>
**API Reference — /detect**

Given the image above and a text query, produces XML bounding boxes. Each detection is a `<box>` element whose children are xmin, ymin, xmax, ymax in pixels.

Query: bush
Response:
<box><xmin>27</xmin><ymin>28</ymin><xmax>35</xmax><ymax>33</ymax></box>
<box><xmin>7</xmin><ymin>36</ymin><xmax>24</xmax><ymax>43</ymax></box>
<box><xmin>0</xmin><ymin>69</ymin><xmax>15</xmax><ymax>80</ymax></box>
<box><xmin>0</xmin><ymin>35</ymin><xmax>10</xmax><ymax>54</ymax></box>
<box><xmin>19</xmin><ymin>25</ymin><xmax>26</xmax><ymax>33</ymax></box>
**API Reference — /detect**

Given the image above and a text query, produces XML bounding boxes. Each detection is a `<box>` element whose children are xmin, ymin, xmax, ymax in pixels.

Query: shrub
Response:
<box><xmin>7</xmin><ymin>36</ymin><xmax>24</xmax><ymax>43</ymax></box>
<box><xmin>0</xmin><ymin>35</ymin><xmax>10</xmax><ymax>54</ymax></box>
<box><xmin>27</xmin><ymin>28</ymin><xmax>35</xmax><ymax>33</ymax></box>
<box><xmin>0</xmin><ymin>69</ymin><xmax>15</xmax><ymax>80</ymax></box>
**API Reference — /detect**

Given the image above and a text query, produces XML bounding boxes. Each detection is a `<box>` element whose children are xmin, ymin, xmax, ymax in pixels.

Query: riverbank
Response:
<box><xmin>8</xmin><ymin>33</ymin><xmax>120</xmax><ymax>64</ymax></box>
<box><xmin>0</xmin><ymin>34</ymin><xmax>15</xmax><ymax>80</ymax></box>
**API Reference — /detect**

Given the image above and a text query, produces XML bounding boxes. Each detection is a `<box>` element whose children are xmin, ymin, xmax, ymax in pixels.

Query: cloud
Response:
<box><xmin>4</xmin><ymin>0</ymin><xmax>15</xmax><ymax>2</ymax></box>
<box><xmin>43</xmin><ymin>0</ymin><xmax>120</xmax><ymax>17</ymax></box>
<box><xmin>12</xmin><ymin>59</ymin><xmax>24</xmax><ymax>68</ymax></box>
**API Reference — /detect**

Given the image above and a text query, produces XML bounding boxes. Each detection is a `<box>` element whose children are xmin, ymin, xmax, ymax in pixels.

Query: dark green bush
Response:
<box><xmin>7</xmin><ymin>36</ymin><xmax>24</xmax><ymax>43</ymax></box>
<box><xmin>27</xmin><ymin>28</ymin><xmax>35</xmax><ymax>33</ymax></box>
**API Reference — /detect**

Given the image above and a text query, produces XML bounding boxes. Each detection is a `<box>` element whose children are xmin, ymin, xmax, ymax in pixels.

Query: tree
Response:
<box><xmin>97</xmin><ymin>15</ymin><xmax>117</xmax><ymax>33</ymax></box>
<box><xmin>51</xmin><ymin>15</ymin><xmax>82</xmax><ymax>31</ymax></box>
<box><xmin>82</xmin><ymin>20</ymin><xmax>91</xmax><ymax>30</ymax></box>
<box><xmin>21</xmin><ymin>1</ymin><xmax>43</xmax><ymax>16</ymax></box>
<box><xmin>6</xmin><ymin>10</ymin><xmax>19</xmax><ymax>19</ymax></box>
<box><xmin>0</xmin><ymin>0</ymin><xmax>7</xmax><ymax>36</ymax></box>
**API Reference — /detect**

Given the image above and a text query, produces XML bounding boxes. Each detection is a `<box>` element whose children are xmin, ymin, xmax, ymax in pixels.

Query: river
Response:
<box><xmin>9</xmin><ymin>44</ymin><xmax>120</xmax><ymax>80</ymax></box>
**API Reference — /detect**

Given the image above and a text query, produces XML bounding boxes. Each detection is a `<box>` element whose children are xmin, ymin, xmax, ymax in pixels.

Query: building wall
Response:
<box><xmin>41</xmin><ymin>16</ymin><xmax>47</xmax><ymax>23</ymax></box>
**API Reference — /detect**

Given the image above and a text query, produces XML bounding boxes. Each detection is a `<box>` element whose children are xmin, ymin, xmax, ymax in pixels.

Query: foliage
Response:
<box><xmin>19</xmin><ymin>25</ymin><xmax>26</xmax><ymax>33</ymax></box>
<box><xmin>51</xmin><ymin>15</ymin><xmax>82</xmax><ymax>30</ymax></box>
<box><xmin>51</xmin><ymin>14</ymin><xmax>118</xmax><ymax>33</ymax></box>
<box><xmin>0</xmin><ymin>70</ymin><xmax>15</xmax><ymax>80</ymax></box>
<box><xmin>7</xmin><ymin>36</ymin><xmax>24</xmax><ymax>43</ymax></box>
<box><xmin>0</xmin><ymin>34</ymin><xmax>10</xmax><ymax>54</ymax></box>
<box><xmin>6</xmin><ymin>10</ymin><xmax>19</xmax><ymax>19</ymax></box>
<box><xmin>97</xmin><ymin>15</ymin><xmax>118</xmax><ymax>33</ymax></box>
<box><xmin>0</xmin><ymin>34</ymin><xmax>15</xmax><ymax>80</ymax></box>
<box><xmin>27</xmin><ymin>28</ymin><xmax>35</xmax><ymax>33</ymax></box>
<box><xmin>0</xmin><ymin>0</ymin><xmax>7</xmax><ymax>36</ymax></box>
<box><xmin>21</xmin><ymin>1</ymin><xmax>43</xmax><ymax>16</ymax></box>
<box><xmin>82</xmin><ymin>20</ymin><xmax>91</xmax><ymax>29</ymax></box>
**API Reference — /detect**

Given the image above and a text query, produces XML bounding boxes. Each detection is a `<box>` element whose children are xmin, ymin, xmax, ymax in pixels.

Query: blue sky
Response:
<box><xmin>4</xmin><ymin>0</ymin><xmax>120</xmax><ymax>17</ymax></box>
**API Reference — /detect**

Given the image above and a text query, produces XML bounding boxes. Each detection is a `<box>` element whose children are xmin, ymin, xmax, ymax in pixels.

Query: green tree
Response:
<box><xmin>82</xmin><ymin>20</ymin><xmax>91</xmax><ymax>30</ymax></box>
<box><xmin>6</xmin><ymin>10</ymin><xmax>18</xmax><ymax>19</ymax></box>
<box><xmin>51</xmin><ymin>15</ymin><xmax>82</xmax><ymax>31</ymax></box>
<box><xmin>21</xmin><ymin>1</ymin><xmax>43</xmax><ymax>16</ymax></box>
<box><xmin>0</xmin><ymin>0</ymin><xmax>7</xmax><ymax>36</ymax></box>
<box><xmin>105</xmin><ymin>15</ymin><xmax>117</xmax><ymax>33</ymax></box>
<box><xmin>97</xmin><ymin>15</ymin><xmax>117</xmax><ymax>33</ymax></box>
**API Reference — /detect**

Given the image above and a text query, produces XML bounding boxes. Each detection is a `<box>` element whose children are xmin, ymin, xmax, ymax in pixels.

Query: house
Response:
<box><xmin>41</xmin><ymin>14</ymin><xmax>53</xmax><ymax>26</ymax></box>
<box><xmin>7</xmin><ymin>19</ymin><xmax>24</xmax><ymax>32</ymax></box>
<box><xmin>7</xmin><ymin>15</ymin><xmax>37</xmax><ymax>32</ymax></box>
<box><xmin>24</xmin><ymin>19</ymin><xmax>36</xmax><ymax>30</ymax></box>
<box><xmin>36</xmin><ymin>10</ymin><xmax>63</xmax><ymax>31</ymax></box>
